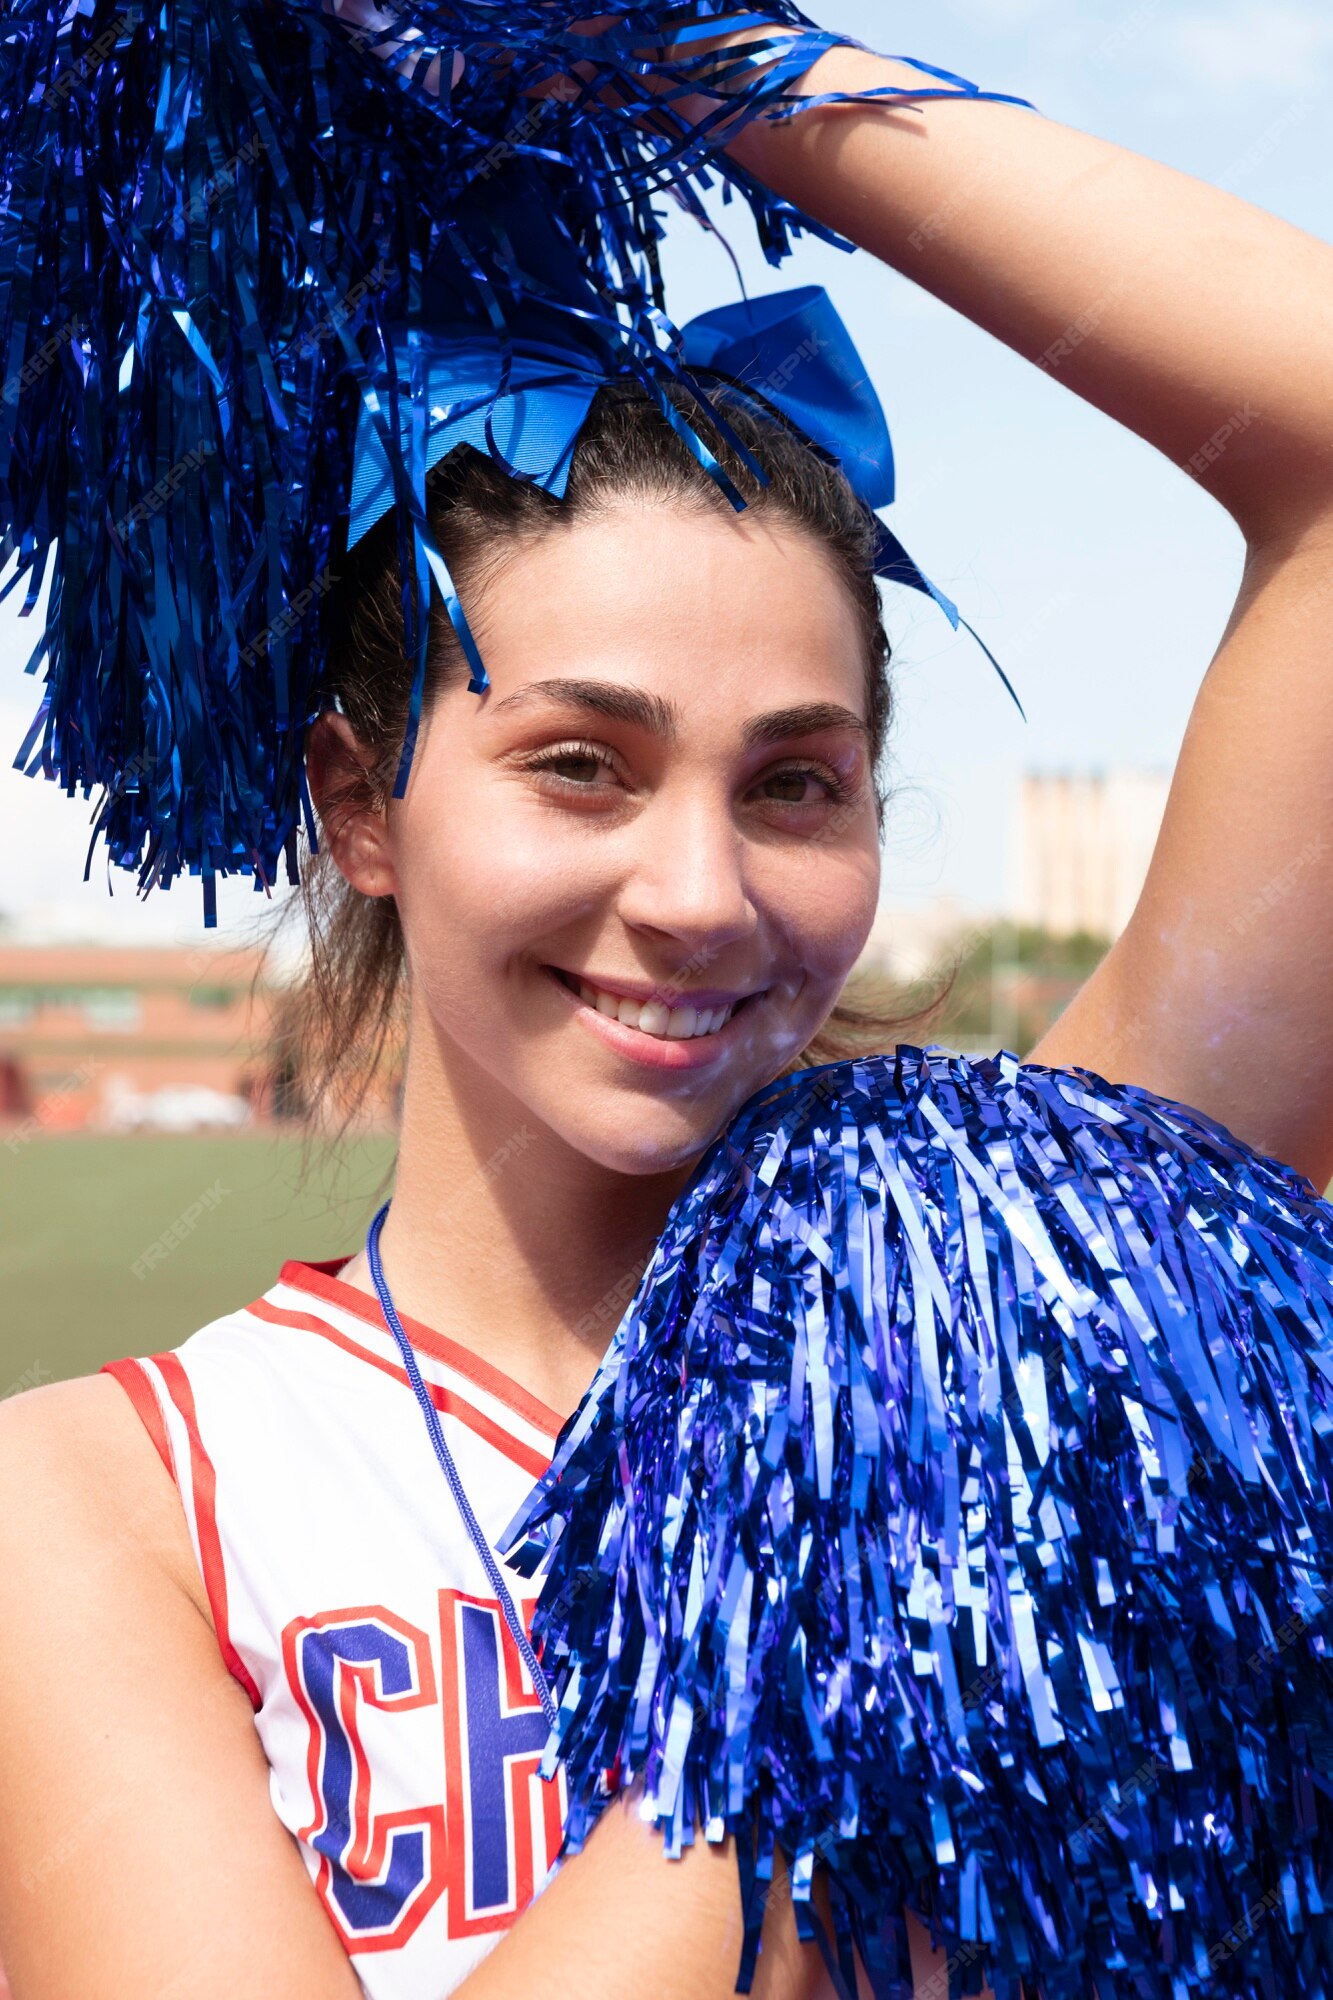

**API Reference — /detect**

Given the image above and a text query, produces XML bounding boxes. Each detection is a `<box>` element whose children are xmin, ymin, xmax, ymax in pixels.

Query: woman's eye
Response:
<box><xmin>521</xmin><ymin>749</ymin><xmax>851</xmax><ymax>809</ymax></box>
<box><xmin>525</xmin><ymin>743</ymin><xmax>620</xmax><ymax>789</ymax></box>
<box><xmin>757</xmin><ymin>765</ymin><xmax>844</xmax><ymax>807</ymax></box>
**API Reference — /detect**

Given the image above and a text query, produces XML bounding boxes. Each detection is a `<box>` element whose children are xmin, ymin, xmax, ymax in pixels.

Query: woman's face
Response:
<box><xmin>318</xmin><ymin>498</ymin><xmax>884</xmax><ymax>1177</ymax></box>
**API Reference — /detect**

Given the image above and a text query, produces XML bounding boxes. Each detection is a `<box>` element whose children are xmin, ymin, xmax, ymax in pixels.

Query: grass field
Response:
<box><xmin>0</xmin><ymin>1130</ymin><xmax>399</xmax><ymax>1390</ymax></box>
<box><xmin>6</xmin><ymin>1124</ymin><xmax>1330</xmax><ymax>1396</ymax></box>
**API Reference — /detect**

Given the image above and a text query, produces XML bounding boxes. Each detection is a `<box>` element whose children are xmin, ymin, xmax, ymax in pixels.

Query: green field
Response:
<box><xmin>6</xmin><ymin>1125</ymin><xmax>1331</xmax><ymax>1397</ymax></box>
<box><xmin>0</xmin><ymin>1131</ymin><xmax>399</xmax><ymax>1390</ymax></box>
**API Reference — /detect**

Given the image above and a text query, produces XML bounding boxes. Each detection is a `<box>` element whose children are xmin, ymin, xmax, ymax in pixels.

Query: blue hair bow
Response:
<box><xmin>346</xmin><ymin>285</ymin><xmax>1024</xmax><ymax>717</ymax></box>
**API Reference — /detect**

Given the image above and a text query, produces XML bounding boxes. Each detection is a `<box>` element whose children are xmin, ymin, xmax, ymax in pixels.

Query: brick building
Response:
<box><xmin>0</xmin><ymin>942</ymin><xmax>398</xmax><ymax>1133</ymax></box>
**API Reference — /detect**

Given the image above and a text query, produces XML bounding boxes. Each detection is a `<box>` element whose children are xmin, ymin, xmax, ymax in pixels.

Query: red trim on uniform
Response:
<box><xmin>247</xmin><ymin>1296</ymin><xmax>553</xmax><ymax>1481</ymax></box>
<box><xmin>274</xmin><ymin>1257</ymin><xmax>566</xmax><ymax>1440</ymax></box>
<box><xmin>154</xmin><ymin>1353</ymin><xmax>264</xmax><ymax>1714</ymax></box>
<box><xmin>101</xmin><ymin>1357</ymin><xmax>176</xmax><ymax>1484</ymax></box>
<box><xmin>280</xmin><ymin>1606</ymin><xmax>447</xmax><ymax>1955</ymax></box>
<box><xmin>438</xmin><ymin>1588</ymin><xmax>558</xmax><ymax>1939</ymax></box>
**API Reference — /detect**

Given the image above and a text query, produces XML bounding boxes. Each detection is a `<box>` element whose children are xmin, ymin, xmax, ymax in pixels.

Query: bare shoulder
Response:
<box><xmin>0</xmin><ymin>1371</ymin><xmax>207</xmax><ymax>1617</ymax></box>
<box><xmin>0</xmin><ymin>1371</ymin><xmax>364</xmax><ymax>1997</ymax></box>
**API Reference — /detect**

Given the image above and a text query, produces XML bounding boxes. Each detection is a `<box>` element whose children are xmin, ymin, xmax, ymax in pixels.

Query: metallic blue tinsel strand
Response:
<box><xmin>0</xmin><ymin>1</ymin><xmax>1034</xmax><ymax>926</ymax></box>
<box><xmin>502</xmin><ymin>1048</ymin><xmax>1333</xmax><ymax>2000</ymax></box>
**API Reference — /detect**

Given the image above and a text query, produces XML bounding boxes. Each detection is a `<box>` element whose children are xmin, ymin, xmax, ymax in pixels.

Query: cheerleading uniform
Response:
<box><xmin>102</xmin><ymin>1257</ymin><xmax>569</xmax><ymax>2000</ymax></box>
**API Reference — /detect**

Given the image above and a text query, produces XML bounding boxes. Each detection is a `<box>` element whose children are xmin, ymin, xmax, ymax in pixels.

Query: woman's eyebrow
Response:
<box><xmin>742</xmin><ymin>703</ymin><xmax>870</xmax><ymax>749</ymax></box>
<box><xmin>489</xmin><ymin>680</ymin><xmax>868</xmax><ymax>746</ymax></box>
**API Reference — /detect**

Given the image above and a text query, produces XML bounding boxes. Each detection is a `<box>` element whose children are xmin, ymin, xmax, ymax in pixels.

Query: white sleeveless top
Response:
<box><xmin>103</xmin><ymin>1256</ymin><xmax>571</xmax><ymax>1999</ymax></box>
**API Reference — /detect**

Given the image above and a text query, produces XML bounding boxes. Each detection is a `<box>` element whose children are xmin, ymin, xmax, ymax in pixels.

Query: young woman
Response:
<box><xmin>2</xmin><ymin>17</ymin><xmax>1332</xmax><ymax>2000</ymax></box>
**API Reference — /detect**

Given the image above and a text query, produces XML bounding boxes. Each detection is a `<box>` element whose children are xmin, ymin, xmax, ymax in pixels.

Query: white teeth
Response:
<box><xmin>572</xmin><ymin>977</ymin><xmax>739</xmax><ymax>1042</ymax></box>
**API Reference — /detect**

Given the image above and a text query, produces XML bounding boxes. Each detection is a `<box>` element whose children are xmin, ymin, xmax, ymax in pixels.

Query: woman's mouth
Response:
<box><xmin>543</xmin><ymin>966</ymin><xmax>768</xmax><ymax>1072</ymax></box>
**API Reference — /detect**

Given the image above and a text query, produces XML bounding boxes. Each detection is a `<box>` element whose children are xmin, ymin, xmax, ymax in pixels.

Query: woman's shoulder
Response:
<box><xmin>0</xmin><ymin>1372</ymin><xmax>208</xmax><ymax>1621</ymax></box>
<box><xmin>0</xmin><ymin>1369</ymin><xmax>367</xmax><ymax>2000</ymax></box>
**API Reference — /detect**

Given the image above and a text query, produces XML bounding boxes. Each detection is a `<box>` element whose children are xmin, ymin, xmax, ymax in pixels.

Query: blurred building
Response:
<box><xmin>1015</xmin><ymin>769</ymin><xmax>1171</xmax><ymax>940</ymax></box>
<box><xmin>0</xmin><ymin>942</ymin><xmax>397</xmax><ymax>1135</ymax></box>
<box><xmin>861</xmin><ymin>895</ymin><xmax>992</xmax><ymax>985</ymax></box>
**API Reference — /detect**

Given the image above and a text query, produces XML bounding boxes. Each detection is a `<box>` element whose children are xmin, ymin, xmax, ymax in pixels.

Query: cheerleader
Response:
<box><xmin>1</xmin><ymin>10</ymin><xmax>1332</xmax><ymax>2000</ymax></box>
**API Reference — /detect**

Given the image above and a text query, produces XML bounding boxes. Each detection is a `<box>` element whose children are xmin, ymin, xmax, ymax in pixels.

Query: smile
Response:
<box><xmin>544</xmin><ymin>967</ymin><xmax>768</xmax><ymax>1071</ymax></box>
<box><xmin>559</xmin><ymin>973</ymin><xmax>742</xmax><ymax>1041</ymax></box>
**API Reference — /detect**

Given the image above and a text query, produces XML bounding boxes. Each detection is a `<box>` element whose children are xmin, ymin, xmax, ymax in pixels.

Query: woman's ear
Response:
<box><xmin>304</xmin><ymin>710</ymin><xmax>398</xmax><ymax>900</ymax></box>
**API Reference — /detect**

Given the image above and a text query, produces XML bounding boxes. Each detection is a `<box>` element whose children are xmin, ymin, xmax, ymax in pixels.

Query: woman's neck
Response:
<box><xmin>335</xmin><ymin>1020</ymin><xmax>703</xmax><ymax>1422</ymax></box>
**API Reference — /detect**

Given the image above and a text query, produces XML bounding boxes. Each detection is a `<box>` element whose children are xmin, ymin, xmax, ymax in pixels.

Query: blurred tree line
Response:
<box><xmin>877</xmin><ymin>921</ymin><xmax>1113</xmax><ymax>1060</ymax></box>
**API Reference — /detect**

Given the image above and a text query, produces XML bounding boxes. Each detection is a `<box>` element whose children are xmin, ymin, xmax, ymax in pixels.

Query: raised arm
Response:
<box><xmin>323</xmin><ymin>5</ymin><xmax>1333</xmax><ymax>1181</ymax></box>
<box><xmin>702</xmin><ymin>33</ymin><xmax>1333</xmax><ymax>1184</ymax></box>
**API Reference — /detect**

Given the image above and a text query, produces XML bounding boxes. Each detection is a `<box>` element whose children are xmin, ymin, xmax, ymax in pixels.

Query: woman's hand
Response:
<box><xmin>320</xmin><ymin>0</ymin><xmax>465</xmax><ymax>95</ymax></box>
<box><xmin>321</xmin><ymin>3</ymin><xmax>832</xmax><ymax>140</ymax></box>
<box><xmin>522</xmin><ymin>12</ymin><xmax>811</xmax><ymax>125</ymax></box>
<box><xmin>453</xmin><ymin>1786</ymin><xmax>851</xmax><ymax>2000</ymax></box>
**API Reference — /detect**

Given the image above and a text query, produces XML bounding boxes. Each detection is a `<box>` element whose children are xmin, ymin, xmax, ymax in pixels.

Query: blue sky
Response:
<box><xmin>1</xmin><ymin>0</ymin><xmax>1329</xmax><ymax>943</ymax></box>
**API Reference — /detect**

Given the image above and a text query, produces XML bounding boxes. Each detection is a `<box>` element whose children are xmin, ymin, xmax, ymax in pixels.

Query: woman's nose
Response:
<box><xmin>615</xmin><ymin>791</ymin><xmax>759</xmax><ymax>952</ymax></box>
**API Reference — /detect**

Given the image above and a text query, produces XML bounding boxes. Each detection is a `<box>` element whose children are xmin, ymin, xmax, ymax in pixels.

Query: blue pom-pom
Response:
<box><xmin>0</xmin><ymin>2</ymin><xmax>1031</xmax><ymax>925</ymax></box>
<box><xmin>503</xmin><ymin>1048</ymin><xmax>1333</xmax><ymax>2000</ymax></box>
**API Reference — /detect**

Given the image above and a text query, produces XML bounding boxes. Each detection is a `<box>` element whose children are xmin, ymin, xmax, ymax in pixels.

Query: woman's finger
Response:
<box><xmin>321</xmin><ymin>0</ymin><xmax>466</xmax><ymax>95</ymax></box>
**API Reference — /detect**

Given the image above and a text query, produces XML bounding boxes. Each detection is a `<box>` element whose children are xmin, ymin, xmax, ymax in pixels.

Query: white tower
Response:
<box><xmin>1016</xmin><ymin>770</ymin><xmax>1171</xmax><ymax>940</ymax></box>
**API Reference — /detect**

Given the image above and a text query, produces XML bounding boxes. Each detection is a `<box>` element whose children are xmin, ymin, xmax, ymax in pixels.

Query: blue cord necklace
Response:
<box><xmin>365</xmin><ymin>1200</ymin><xmax>559</xmax><ymax>1730</ymax></box>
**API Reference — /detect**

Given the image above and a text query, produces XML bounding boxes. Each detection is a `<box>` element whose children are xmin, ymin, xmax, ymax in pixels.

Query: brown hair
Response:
<box><xmin>259</xmin><ymin>379</ymin><xmax>941</xmax><ymax>1161</ymax></box>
